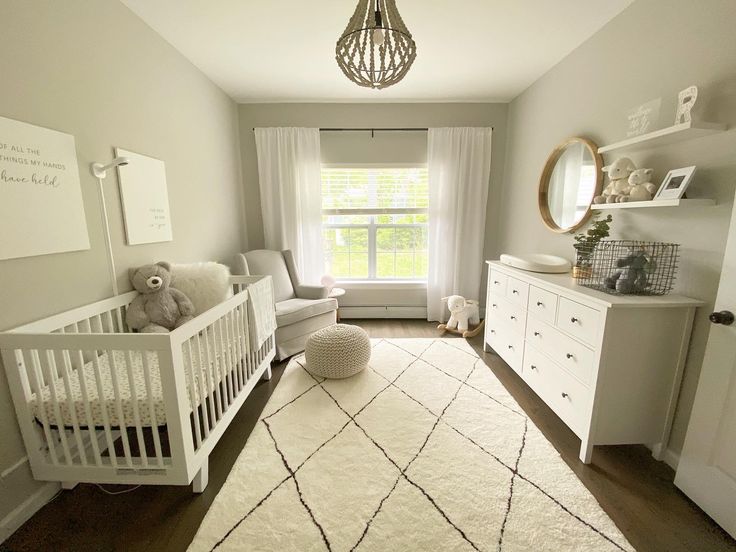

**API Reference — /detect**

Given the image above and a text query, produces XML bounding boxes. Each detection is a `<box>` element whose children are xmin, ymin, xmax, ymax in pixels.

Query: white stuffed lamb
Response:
<box><xmin>620</xmin><ymin>168</ymin><xmax>657</xmax><ymax>202</ymax></box>
<box><xmin>443</xmin><ymin>295</ymin><xmax>480</xmax><ymax>332</ymax></box>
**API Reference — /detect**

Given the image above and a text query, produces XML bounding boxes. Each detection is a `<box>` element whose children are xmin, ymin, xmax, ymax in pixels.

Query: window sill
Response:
<box><xmin>336</xmin><ymin>280</ymin><xmax>427</xmax><ymax>290</ymax></box>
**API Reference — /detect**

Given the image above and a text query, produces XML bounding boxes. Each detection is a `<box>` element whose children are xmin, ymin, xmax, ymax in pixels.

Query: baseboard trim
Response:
<box><xmin>662</xmin><ymin>448</ymin><xmax>680</xmax><ymax>470</ymax></box>
<box><xmin>340</xmin><ymin>306</ymin><xmax>427</xmax><ymax>319</ymax></box>
<box><xmin>0</xmin><ymin>480</ymin><xmax>60</xmax><ymax>544</ymax></box>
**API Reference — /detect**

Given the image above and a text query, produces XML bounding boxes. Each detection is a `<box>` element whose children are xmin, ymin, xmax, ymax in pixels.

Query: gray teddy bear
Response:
<box><xmin>126</xmin><ymin>261</ymin><xmax>195</xmax><ymax>333</ymax></box>
<box><xmin>604</xmin><ymin>249</ymin><xmax>651</xmax><ymax>294</ymax></box>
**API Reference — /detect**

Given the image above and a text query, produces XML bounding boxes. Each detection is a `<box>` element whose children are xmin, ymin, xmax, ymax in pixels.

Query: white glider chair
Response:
<box><xmin>233</xmin><ymin>250</ymin><xmax>337</xmax><ymax>360</ymax></box>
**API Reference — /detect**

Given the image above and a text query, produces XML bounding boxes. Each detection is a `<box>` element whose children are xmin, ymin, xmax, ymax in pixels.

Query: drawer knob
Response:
<box><xmin>570</xmin><ymin>317</ymin><xmax>579</xmax><ymax>324</ymax></box>
<box><xmin>536</xmin><ymin>301</ymin><xmax>543</xmax><ymax>307</ymax></box>
<box><xmin>566</xmin><ymin>353</ymin><xmax>574</xmax><ymax>359</ymax></box>
<box><xmin>494</xmin><ymin>280</ymin><xmax>500</xmax><ymax>285</ymax></box>
<box><xmin>510</xmin><ymin>315</ymin><xmax>516</xmax><ymax>320</ymax></box>
<box><xmin>561</xmin><ymin>392</ymin><xmax>569</xmax><ymax>399</ymax></box>
<box><xmin>490</xmin><ymin>329</ymin><xmax>496</xmax><ymax>334</ymax></box>
<box><xmin>530</xmin><ymin>365</ymin><xmax>537</xmax><ymax>370</ymax></box>
<box><xmin>533</xmin><ymin>331</ymin><xmax>540</xmax><ymax>337</ymax></box>
<box><xmin>492</xmin><ymin>304</ymin><xmax>498</xmax><ymax>309</ymax></box>
<box><xmin>507</xmin><ymin>345</ymin><xmax>514</xmax><ymax>350</ymax></box>
<box><xmin>512</xmin><ymin>289</ymin><xmax>519</xmax><ymax>294</ymax></box>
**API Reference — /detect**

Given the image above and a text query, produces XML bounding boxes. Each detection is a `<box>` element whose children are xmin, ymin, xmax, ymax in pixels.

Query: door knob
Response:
<box><xmin>709</xmin><ymin>310</ymin><xmax>734</xmax><ymax>325</ymax></box>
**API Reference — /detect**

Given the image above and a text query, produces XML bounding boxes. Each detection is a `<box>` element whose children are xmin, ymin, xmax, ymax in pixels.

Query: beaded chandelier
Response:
<box><xmin>335</xmin><ymin>0</ymin><xmax>417</xmax><ymax>90</ymax></box>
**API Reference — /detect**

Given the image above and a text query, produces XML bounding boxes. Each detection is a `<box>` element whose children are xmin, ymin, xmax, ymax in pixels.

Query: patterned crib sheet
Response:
<box><xmin>29</xmin><ymin>345</ymin><xmax>239</xmax><ymax>429</ymax></box>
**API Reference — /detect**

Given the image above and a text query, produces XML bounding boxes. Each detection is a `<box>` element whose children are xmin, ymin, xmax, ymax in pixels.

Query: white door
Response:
<box><xmin>675</xmin><ymin>200</ymin><xmax>736</xmax><ymax>538</ymax></box>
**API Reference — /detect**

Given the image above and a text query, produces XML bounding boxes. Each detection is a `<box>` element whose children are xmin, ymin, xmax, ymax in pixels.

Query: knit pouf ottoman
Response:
<box><xmin>305</xmin><ymin>324</ymin><xmax>371</xmax><ymax>379</ymax></box>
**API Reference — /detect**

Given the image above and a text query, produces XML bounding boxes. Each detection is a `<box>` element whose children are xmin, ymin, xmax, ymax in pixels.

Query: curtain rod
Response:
<box><xmin>251</xmin><ymin>127</ymin><xmax>493</xmax><ymax>132</ymax></box>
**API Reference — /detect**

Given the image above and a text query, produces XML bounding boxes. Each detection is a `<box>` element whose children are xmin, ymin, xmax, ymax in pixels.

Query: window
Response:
<box><xmin>322</xmin><ymin>166</ymin><xmax>429</xmax><ymax>280</ymax></box>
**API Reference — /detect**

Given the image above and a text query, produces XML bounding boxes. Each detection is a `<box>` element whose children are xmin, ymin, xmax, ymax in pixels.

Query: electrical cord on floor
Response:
<box><xmin>95</xmin><ymin>484</ymin><xmax>141</xmax><ymax>495</ymax></box>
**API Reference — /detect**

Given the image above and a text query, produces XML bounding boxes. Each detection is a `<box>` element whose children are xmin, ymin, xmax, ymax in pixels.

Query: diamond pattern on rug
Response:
<box><xmin>354</xmin><ymin>478</ymin><xmax>477</xmax><ymax>552</ymax></box>
<box><xmin>501</xmin><ymin>477</ymin><xmax>630</xmax><ymax>552</ymax></box>
<box><xmin>213</xmin><ymin>479</ymin><xmax>327</xmax><ymax>552</ymax></box>
<box><xmin>266</xmin><ymin>385</ymin><xmax>350</xmax><ymax>467</ymax></box>
<box><xmin>420</xmin><ymin>340</ymin><xmax>478</xmax><ymax>380</ymax></box>
<box><xmin>260</xmin><ymin>356</ymin><xmax>322</xmax><ymax>418</ymax></box>
<box><xmin>355</xmin><ymin>385</ymin><xmax>437</xmax><ymax>470</ymax></box>
<box><xmin>188</xmin><ymin>338</ymin><xmax>634</xmax><ymax>552</ymax></box>
<box><xmin>319</xmin><ymin>367</ymin><xmax>389</xmax><ymax>416</ymax></box>
<box><xmin>393</xmin><ymin>358</ymin><xmax>463</xmax><ymax>416</ymax></box>
<box><xmin>297</xmin><ymin>424</ymin><xmax>400</xmax><ymax>551</ymax></box>
<box><xmin>368</xmin><ymin>340</ymin><xmax>416</xmax><ymax>380</ymax></box>
<box><xmin>406</xmin><ymin>422</ymin><xmax>513</xmax><ymax>550</ymax></box>
<box><xmin>443</xmin><ymin>385</ymin><xmax>527</xmax><ymax>467</ymax></box>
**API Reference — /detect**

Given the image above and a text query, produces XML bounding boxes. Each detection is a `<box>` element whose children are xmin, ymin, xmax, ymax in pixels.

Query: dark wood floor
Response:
<box><xmin>3</xmin><ymin>320</ymin><xmax>735</xmax><ymax>552</ymax></box>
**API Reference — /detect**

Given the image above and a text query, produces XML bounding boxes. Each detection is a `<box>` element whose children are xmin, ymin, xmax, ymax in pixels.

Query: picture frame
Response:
<box><xmin>654</xmin><ymin>166</ymin><xmax>697</xmax><ymax>201</ymax></box>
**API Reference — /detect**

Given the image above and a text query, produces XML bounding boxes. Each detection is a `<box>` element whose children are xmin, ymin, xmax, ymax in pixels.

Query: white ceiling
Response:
<box><xmin>122</xmin><ymin>0</ymin><xmax>633</xmax><ymax>103</ymax></box>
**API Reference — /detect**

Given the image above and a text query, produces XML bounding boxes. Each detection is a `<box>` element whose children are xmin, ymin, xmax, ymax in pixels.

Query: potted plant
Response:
<box><xmin>572</xmin><ymin>213</ymin><xmax>613</xmax><ymax>278</ymax></box>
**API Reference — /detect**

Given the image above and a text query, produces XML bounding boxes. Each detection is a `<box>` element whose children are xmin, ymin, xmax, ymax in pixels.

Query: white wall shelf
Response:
<box><xmin>598</xmin><ymin>121</ymin><xmax>727</xmax><ymax>154</ymax></box>
<box><xmin>592</xmin><ymin>198</ymin><xmax>715</xmax><ymax>210</ymax></box>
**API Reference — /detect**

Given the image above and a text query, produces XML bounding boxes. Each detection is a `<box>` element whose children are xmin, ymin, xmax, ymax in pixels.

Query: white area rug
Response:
<box><xmin>188</xmin><ymin>338</ymin><xmax>634</xmax><ymax>552</ymax></box>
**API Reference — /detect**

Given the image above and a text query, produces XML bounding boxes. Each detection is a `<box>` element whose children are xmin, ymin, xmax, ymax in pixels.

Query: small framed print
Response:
<box><xmin>654</xmin><ymin>166</ymin><xmax>697</xmax><ymax>201</ymax></box>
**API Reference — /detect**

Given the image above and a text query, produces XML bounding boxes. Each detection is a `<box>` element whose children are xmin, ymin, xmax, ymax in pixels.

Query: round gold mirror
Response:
<box><xmin>539</xmin><ymin>137</ymin><xmax>603</xmax><ymax>233</ymax></box>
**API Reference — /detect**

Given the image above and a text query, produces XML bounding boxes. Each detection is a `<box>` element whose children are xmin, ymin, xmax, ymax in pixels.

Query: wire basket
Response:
<box><xmin>577</xmin><ymin>240</ymin><xmax>680</xmax><ymax>296</ymax></box>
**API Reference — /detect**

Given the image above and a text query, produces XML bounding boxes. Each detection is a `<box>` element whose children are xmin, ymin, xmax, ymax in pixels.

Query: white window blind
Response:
<box><xmin>321</xmin><ymin>167</ymin><xmax>429</xmax><ymax>280</ymax></box>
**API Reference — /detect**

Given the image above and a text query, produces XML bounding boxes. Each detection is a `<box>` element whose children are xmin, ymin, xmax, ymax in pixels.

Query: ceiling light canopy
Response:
<box><xmin>335</xmin><ymin>0</ymin><xmax>417</xmax><ymax>90</ymax></box>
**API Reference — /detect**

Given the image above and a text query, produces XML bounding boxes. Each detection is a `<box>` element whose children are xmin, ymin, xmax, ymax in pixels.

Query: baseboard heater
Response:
<box><xmin>339</xmin><ymin>306</ymin><xmax>427</xmax><ymax>319</ymax></box>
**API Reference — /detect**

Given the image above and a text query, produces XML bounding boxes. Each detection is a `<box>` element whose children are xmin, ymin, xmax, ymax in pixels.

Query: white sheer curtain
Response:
<box><xmin>427</xmin><ymin>127</ymin><xmax>493</xmax><ymax>322</ymax></box>
<box><xmin>254</xmin><ymin>127</ymin><xmax>324</xmax><ymax>283</ymax></box>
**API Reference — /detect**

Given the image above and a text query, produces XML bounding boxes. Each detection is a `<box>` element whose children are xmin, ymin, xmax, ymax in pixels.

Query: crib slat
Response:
<box><xmin>211</xmin><ymin>320</ymin><xmax>230</xmax><ymax>412</ymax></box>
<box><xmin>226</xmin><ymin>312</ymin><xmax>241</xmax><ymax>393</ymax></box>
<box><xmin>217</xmin><ymin>317</ymin><xmax>234</xmax><ymax>407</ymax></box>
<box><xmin>183</xmin><ymin>340</ymin><xmax>203</xmax><ymax>450</ymax></box>
<box><xmin>232</xmin><ymin>307</ymin><xmax>246</xmax><ymax>390</ymax></box>
<box><xmin>75</xmin><ymin>350</ymin><xmax>102</xmax><ymax>466</ymax></box>
<box><xmin>196</xmin><ymin>333</ymin><xmax>215</xmax><ymax>434</ymax></box>
<box><xmin>243</xmin><ymin>303</ymin><xmax>254</xmax><ymax>379</ymax></box>
<box><xmin>23</xmin><ymin>349</ymin><xmax>59</xmax><ymax>465</ymax></box>
<box><xmin>123</xmin><ymin>350</ymin><xmax>149</xmax><ymax>467</ymax></box>
<box><xmin>187</xmin><ymin>334</ymin><xmax>210</xmax><ymax>439</ymax></box>
<box><xmin>106</xmin><ymin>349</ymin><xmax>134</xmax><ymax>467</ymax></box>
<box><xmin>203</xmin><ymin>327</ymin><xmax>223</xmax><ymax>421</ymax></box>
<box><xmin>37</xmin><ymin>350</ymin><xmax>73</xmax><ymax>465</ymax></box>
<box><xmin>90</xmin><ymin>350</ymin><xmax>118</xmax><ymax>468</ymax></box>
<box><xmin>59</xmin><ymin>349</ymin><xmax>88</xmax><ymax>466</ymax></box>
<box><xmin>114</xmin><ymin>307</ymin><xmax>125</xmax><ymax>334</ymax></box>
<box><xmin>140</xmin><ymin>350</ymin><xmax>164</xmax><ymax>467</ymax></box>
<box><xmin>226</xmin><ymin>313</ymin><xmax>239</xmax><ymax>395</ymax></box>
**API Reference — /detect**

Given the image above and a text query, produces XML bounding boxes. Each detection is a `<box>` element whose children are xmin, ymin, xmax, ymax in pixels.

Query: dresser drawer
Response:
<box><xmin>489</xmin><ymin>297</ymin><xmax>526</xmax><ymax>336</ymax></box>
<box><xmin>528</xmin><ymin>286</ymin><xmax>558</xmax><ymax>325</ymax></box>
<box><xmin>488</xmin><ymin>325</ymin><xmax>524</xmax><ymax>375</ymax></box>
<box><xmin>506</xmin><ymin>277</ymin><xmax>530</xmax><ymax>307</ymax></box>
<box><xmin>525</xmin><ymin>317</ymin><xmax>594</xmax><ymax>385</ymax></box>
<box><xmin>489</xmin><ymin>269</ymin><xmax>508</xmax><ymax>296</ymax></box>
<box><xmin>523</xmin><ymin>345</ymin><xmax>589</xmax><ymax>436</ymax></box>
<box><xmin>556</xmin><ymin>297</ymin><xmax>602</xmax><ymax>346</ymax></box>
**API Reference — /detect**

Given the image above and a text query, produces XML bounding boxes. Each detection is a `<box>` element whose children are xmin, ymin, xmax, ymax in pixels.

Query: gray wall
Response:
<box><xmin>0</xmin><ymin>0</ymin><xmax>245</xmax><ymax>526</ymax></box>
<box><xmin>238</xmin><ymin>103</ymin><xmax>508</xmax><ymax>308</ymax></box>
<box><xmin>497</xmin><ymin>0</ymin><xmax>736</xmax><ymax>455</ymax></box>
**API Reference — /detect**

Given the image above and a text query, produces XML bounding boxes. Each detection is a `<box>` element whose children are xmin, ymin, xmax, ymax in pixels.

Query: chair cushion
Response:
<box><xmin>244</xmin><ymin>250</ymin><xmax>295</xmax><ymax>303</ymax></box>
<box><xmin>275</xmin><ymin>297</ymin><xmax>338</xmax><ymax>327</ymax></box>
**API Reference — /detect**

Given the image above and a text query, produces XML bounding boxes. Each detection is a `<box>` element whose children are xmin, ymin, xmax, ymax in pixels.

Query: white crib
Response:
<box><xmin>0</xmin><ymin>276</ymin><xmax>275</xmax><ymax>493</ymax></box>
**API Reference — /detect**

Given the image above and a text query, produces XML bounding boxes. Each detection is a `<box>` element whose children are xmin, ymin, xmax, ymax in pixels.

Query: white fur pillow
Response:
<box><xmin>170</xmin><ymin>262</ymin><xmax>232</xmax><ymax>316</ymax></box>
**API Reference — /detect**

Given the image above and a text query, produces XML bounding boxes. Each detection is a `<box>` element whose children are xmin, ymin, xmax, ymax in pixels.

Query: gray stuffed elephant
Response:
<box><xmin>126</xmin><ymin>261</ymin><xmax>195</xmax><ymax>333</ymax></box>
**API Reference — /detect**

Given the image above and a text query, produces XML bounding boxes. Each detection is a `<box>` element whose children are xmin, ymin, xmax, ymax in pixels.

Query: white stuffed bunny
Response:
<box><xmin>442</xmin><ymin>295</ymin><xmax>480</xmax><ymax>332</ymax></box>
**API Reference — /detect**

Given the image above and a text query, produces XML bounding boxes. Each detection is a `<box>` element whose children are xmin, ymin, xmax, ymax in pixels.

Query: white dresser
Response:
<box><xmin>484</xmin><ymin>261</ymin><xmax>702</xmax><ymax>463</ymax></box>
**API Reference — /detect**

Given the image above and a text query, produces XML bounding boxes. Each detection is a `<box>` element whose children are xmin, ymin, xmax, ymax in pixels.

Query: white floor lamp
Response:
<box><xmin>90</xmin><ymin>156</ymin><xmax>129</xmax><ymax>296</ymax></box>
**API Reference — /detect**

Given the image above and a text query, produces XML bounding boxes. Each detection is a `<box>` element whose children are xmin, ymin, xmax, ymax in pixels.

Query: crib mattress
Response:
<box><xmin>30</xmin><ymin>348</ymin><xmax>238</xmax><ymax>429</ymax></box>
